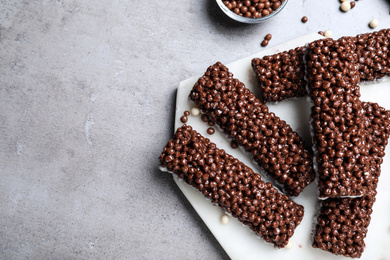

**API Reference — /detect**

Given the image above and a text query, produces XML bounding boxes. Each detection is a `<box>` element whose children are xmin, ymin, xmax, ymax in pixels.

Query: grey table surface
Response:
<box><xmin>1</xmin><ymin>1</ymin><xmax>390</xmax><ymax>259</ymax></box>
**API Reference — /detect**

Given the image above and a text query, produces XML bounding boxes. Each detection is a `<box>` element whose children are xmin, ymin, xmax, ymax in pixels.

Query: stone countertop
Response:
<box><xmin>1</xmin><ymin>1</ymin><xmax>389</xmax><ymax>259</ymax></box>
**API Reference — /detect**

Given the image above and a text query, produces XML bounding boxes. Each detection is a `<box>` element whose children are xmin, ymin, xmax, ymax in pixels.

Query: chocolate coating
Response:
<box><xmin>252</xmin><ymin>46</ymin><xmax>307</xmax><ymax>102</ymax></box>
<box><xmin>160</xmin><ymin>124</ymin><xmax>305</xmax><ymax>248</ymax></box>
<box><xmin>355</xmin><ymin>29</ymin><xmax>390</xmax><ymax>81</ymax></box>
<box><xmin>306</xmin><ymin>37</ymin><xmax>372</xmax><ymax>198</ymax></box>
<box><xmin>312</xmin><ymin>102</ymin><xmax>390</xmax><ymax>258</ymax></box>
<box><xmin>189</xmin><ymin>62</ymin><xmax>315</xmax><ymax>197</ymax></box>
<box><xmin>252</xmin><ymin>29</ymin><xmax>390</xmax><ymax>103</ymax></box>
<box><xmin>313</xmin><ymin>190</ymin><xmax>376</xmax><ymax>258</ymax></box>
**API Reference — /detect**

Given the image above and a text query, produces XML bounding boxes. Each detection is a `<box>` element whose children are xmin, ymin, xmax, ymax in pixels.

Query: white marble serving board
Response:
<box><xmin>172</xmin><ymin>33</ymin><xmax>390</xmax><ymax>260</ymax></box>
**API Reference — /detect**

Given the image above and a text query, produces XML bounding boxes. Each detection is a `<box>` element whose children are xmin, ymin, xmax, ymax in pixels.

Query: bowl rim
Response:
<box><xmin>215</xmin><ymin>0</ymin><xmax>289</xmax><ymax>24</ymax></box>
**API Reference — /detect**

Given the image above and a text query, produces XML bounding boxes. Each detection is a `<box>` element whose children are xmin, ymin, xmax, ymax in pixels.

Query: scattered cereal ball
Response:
<box><xmin>261</xmin><ymin>34</ymin><xmax>272</xmax><ymax>47</ymax></box>
<box><xmin>221</xmin><ymin>214</ymin><xmax>229</xmax><ymax>224</ymax></box>
<box><xmin>207</xmin><ymin>127</ymin><xmax>215</xmax><ymax>135</ymax></box>
<box><xmin>369</xmin><ymin>18</ymin><xmax>379</xmax><ymax>28</ymax></box>
<box><xmin>261</xmin><ymin>39</ymin><xmax>269</xmax><ymax>47</ymax></box>
<box><xmin>340</xmin><ymin>1</ymin><xmax>351</xmax><ymax>12</ymax></box>
<box><xmin>350</xmin><ymin>1</ymin><xmax>356</xmax><ymax>8</ymax></box>
<box><xmin>324</xmin><ymin>30</ymin><xmax>333</xmax><ymax>38</ymax></box>
<box><xmin>285</xmin><ymin>240</ymin><xmax>293</xmax><ymax>249</ymax></box>
<box><xmin>180</xmin><ymin>115</ymin><xmax>188</xmax><ymax>123</ymax></box>
<box><xmin>191</xmin><ymin>107</ymin><xmax>200</xmax><ymax>116</ymax></box>
<box><xmin>301</xmin><ymin>16</ymin><xmax>308</xmax><ymax>23</ymax></box>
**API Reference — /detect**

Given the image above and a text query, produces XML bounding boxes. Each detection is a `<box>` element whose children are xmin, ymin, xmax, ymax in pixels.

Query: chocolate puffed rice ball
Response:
<box><xmin>223</xmin><ymin>0</ymin><xmax>286</xmax><ymax>19</ymax></box>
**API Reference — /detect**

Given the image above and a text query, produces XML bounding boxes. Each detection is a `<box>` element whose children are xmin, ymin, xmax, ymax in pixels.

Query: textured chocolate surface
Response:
<box><xmin>305</xmin><ymin>37</ymin><xmax>376</xmax><ymax>198</ymax></box>
<box><xmin>356</xmin><ymin>29</ymin><xmax>390</xmax><ymax>81</ymax></box>
<box><xmin>252</xmin><ymin>46</ymin><xmax>307</xmax><ymax>102</ymax></box>
<box><xmin>189</xmin><ymin>62</ymin><xmax>315</xmax><ymax>197</ymax></box>
<box><xmin>159</xmin><ymin>124</ymin><xmax>304</xmax><ymax>248</ymax></box>
<box><xmin>313</xmin><ymin>190</ymin><xmax>376</xmax><ymax>258</ymax></box>
<box><xmin>312</xmin><ymin>102</ymin><xmax>390</xmax><ymax>258</ymax></box>
<box><xmin>252</xmin><ymin>29</ymin><xmax>390</xmax><ymax>103</ymax></box>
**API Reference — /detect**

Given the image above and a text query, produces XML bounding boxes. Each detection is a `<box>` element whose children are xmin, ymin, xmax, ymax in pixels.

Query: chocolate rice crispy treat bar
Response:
<box><xmin>159</xmin><ymin>124</ymin><xmax>305</xmax><ymax>248</ymax></box>
<box><xmin>252</xmin><ymin>29</ymin><xmax>390</xmax><ymax>103</ymax></box>
<box><xmin>312</xmin><ymin>102</ymin><xmax>390</xmax><ymax>258</ymax></box>
<box><xmin>356</xmin><ymin>29</ymin><xmax>390</xmax><ymax>81</ymax></box>
<box><xmin>305</xmin><ymin>37</ymin><xmax>380</xmax><ymax>198</ymax></box>
<box><xmin>313</xmin><ymin>190</ymin><xmax>376</xmax><ymax>258</ymax></box>
<box><xmin>189</xmin><ymin>62</ymin><xmax>315</xmax><ymax>197</ymax></box>
<box><xmin>252</xmin><ymin>46</ymin><xmax>307</xmax><ymax>102</ymax></box>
